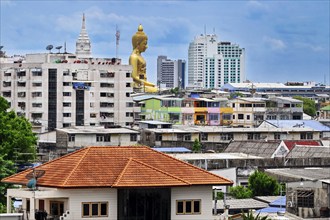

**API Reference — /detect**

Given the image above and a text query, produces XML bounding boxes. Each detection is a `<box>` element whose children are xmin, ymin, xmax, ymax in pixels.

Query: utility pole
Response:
<box><xmin>115</xmin><ymin>25</ymin><xmax>120</xmax><ymax>59</ymax></box>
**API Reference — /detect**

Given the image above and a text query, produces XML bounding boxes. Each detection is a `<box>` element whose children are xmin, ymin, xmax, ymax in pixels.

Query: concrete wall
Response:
<box><xmin>171</xmin><ymin>186</ymin><xmax>213</xmax><ymax>220</ymax></box>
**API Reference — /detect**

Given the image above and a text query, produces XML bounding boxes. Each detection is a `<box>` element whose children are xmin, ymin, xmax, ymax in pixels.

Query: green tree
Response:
<box><xmin>229</xmin><ymin>185</ymin><xmax>252</xmax><ymax>199</ymax></box>
<box><xmin>293</xmin><ymin>96</ymin><xmax>317</xmax><ymax>117</ymax></box>
<box><xmin>248</xmin><ymin>171</ymin><xmax>280</xmax><ymax>196</ymax></box>
<box><xmin>241</xmin><ymin>210</ymin><xmax>270</xmax><ymax>220</ymax></box>
<box><xmin>0</xmin><ymin>96</ymin><xmax>37</xmax><ymax>212</ymax></box>
<box><xmin>0</xmin><ymin>155</ymin><xmax>15</xmax><ymax>212</ymax></box>
<box><xmin>170</xmin><ymin>87</ymin><xmax>179</xmax><ymax>95</ymax></box>
<box><xmin>192</xmin><ymin>138</ymin><xmax>202</xmax><ymax>152</ymax></box>
<box><xmin>230</xmin><ymin>92</ymin><xmax>244</xmax><ymax>99</ymax></box>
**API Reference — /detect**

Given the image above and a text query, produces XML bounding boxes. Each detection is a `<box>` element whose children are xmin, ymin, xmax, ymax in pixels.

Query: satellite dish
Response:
<box><xmin>56</xmin><ymin>46</ymin><xmax>62</xmax><ymax>53</ymax></box>
<box><xmin>46</xmin><ymin>45</ymin><xmax>53</xmax><ymax>53</ymax></box>
<box><xmin>25</xmin><ymin>169</ymin><xmax>45</xmax><ymax>190</ymax></box>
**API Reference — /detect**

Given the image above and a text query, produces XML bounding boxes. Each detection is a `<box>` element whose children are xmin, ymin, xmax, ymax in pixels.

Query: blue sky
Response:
<box><xmin>1</xmin><ymin>0</ymin><xmax>329</xmax><ymax>85</ymax></box>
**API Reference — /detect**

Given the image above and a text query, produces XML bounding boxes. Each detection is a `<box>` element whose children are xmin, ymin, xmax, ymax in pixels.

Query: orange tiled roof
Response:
<box><xmin>2</xmin><ymin>146</ymin><xmax>232</xmax><ymax>188</ymax></box>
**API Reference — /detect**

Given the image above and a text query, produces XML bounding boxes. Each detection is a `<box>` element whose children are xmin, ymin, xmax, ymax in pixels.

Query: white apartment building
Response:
<box><xmin>0</xmin><ymin>15</ymin><xmax>135</xmax><ymax>133</ymax></box>
<box><xmin>157</xmin><ymin>55</ymin><xmax>186</xmax><ymax>89</ymax></box>
<box><xmin>188</xmin><ymin>34</ymin><xmax>245</xmax><ymax>89</ymax></box>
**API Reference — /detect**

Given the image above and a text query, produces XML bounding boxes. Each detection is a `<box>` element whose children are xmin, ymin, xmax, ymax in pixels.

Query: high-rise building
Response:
<box><xmin>157</xmin><ymin>56</ymin><xmax>186</xmax><ymax>89</ymax></box>
<box><xmin>0</xmin><ymin>15</ymin><xmax>134</xmax><ymax>133</ymax></box>
<box><xmin>188</xmin><ymin>34</ymin><xmax>245</xmax><ymax>89</ymax></box>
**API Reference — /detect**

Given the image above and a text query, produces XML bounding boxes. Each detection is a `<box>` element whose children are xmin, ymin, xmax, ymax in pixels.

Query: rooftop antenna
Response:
<box><xmin>115</xmin><ymin>25</ymin><xmax>120</xmax><ymax>59</ymax></box>
<box><xmin>46</xmin><ymin>45</ymin><xmax>53</xmax><ymax>53</ymax></box>
<box><xmin>204</xmin><ymin>24</ymin><xmax>206</xmax><ymax>36</ymax></box>
<box><xmin>56</xmin><ymin>46</ymin><xmax>62</xmax><ymax>53</ymax></box>
<box><xmin>64</xmin><ymin>42</ymin><xmax>67</xmax><ymax>53</ymax></box>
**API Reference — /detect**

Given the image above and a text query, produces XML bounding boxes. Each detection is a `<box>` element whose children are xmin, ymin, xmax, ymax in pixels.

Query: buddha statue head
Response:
<box><xmin>132</xmin><ymin>24</ymin><xmax>148</xmax><ymax>52</ymax></box>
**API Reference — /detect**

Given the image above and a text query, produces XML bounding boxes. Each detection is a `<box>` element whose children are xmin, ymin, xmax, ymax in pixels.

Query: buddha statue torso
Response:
<box><xmin>129</xmin><ymin>25</ymin><xmax>158</xmax><ymax>93</ymax></box>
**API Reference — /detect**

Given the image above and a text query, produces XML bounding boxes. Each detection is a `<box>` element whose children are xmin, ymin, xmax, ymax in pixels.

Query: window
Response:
<box><xmin>50</xmin><ymin>201</ymin><xmax>64</xmax><ymax>217</ymax></box>
<box><xmin>63</xmin><ymin>92</ymin><xmax>71</xmax><ymax>96</ymax></box>
<box><xmin>32</xmin><ymin>92</ymin><xmax>42</xmax><ymax>97</ymax></box>
<box><xmin>246</xmin><ymin>115</ymin><xmax>250</xmax><ymax>120</ymax></box>
<box><xmin>300</xmin><ymin>132</ymin><xmax>313</xmax><ymax>140</ymax></box>
<box><xmin>63</xmin><ymin>102</ymin><xmax>71</xmax><ymax>107</ymax></box>
<box><xmin>96</xmin><ymin>134</ymin><xmax>104</xmax><ymax>142</ymax></box>
<box><xmin>32</xmin><ymin>82</ymin><xmax>42</xmax><ymax>87</ymax></box>
<box><xmin>184</xmin><ymin>134</ymin><xmax>191</xmax><ymax>141</ymax></box>
<box><xmin>63</xmin><ymin>113</ymin><xmax>71</xmax><ymax>117</ymax></box>
<box><xmin>126</xmin><ymin>92</ymin><xmax>130</xmax><ymax>97</ymax></box>
<box><xmin>201</xmin><ymin>133</ymin><xmax>208</xmax><ymax>141</ymax></box>
<box><xmin>100</xmin><ymin>72</ymin><xmax>115</xmax><ymax>78</ymax></box>
<box><xmin>209</xmin><ymin>113</ymin><xmax>219</xmax><ymax>121</ymax></box>
<box><xmin>274</xmin><ymin>133</ymin><xmax>281</xmax><ymax>140</ymax></box>
<box><xmin>126</xmin><ymin>72</ymin><xmax>131</xmax><ymax>77</ymax></box>
<box><xmin>68</xmin><ymin>134</ymin><xmax>75</xmax><ymax>142</ymax></box>
<box><xmin>82</xmin><ymin>202</ymin><xmax>108</xmax><ymax>218</ymax></box>
<box><xmin>221</xmin><ymin>133</ymin><xmax>233</xmax><ymax>140</ymax></box>
<box><xmin>155</xmin><ymin>134</ymin><xmax>162</xmax><ymax>141</ymax></box>
<box><xmin>247</xmin><ymin>133</ymin><xmax>261</xmax><ymax>140</ymax></box>
<box><xmin>90</xmin><ymin>113</ymin><xmax>97</xmax><ymax>118</ymax></box>
<box><xmin>63</xmin><ymin>123</ymin><xmax>71</xmax><ymax>128</ymax></box>
<box><xmin>100</xmin><ymin>92</ymin><xmax>114</xmax><ymax>97</ymax></box>
<box><xmin>126</xmin><ymin>102</ymin><xmax>134</xmax><ymax>107</ymax></box>
<box><xmin>297</xmin><ymin>190</ymin><xmax>314</xmax><ymax>208</ymax></box>
<box><xmin>103</xmin><ymin>134</ymin><xmax>110</xmax><ymax>142</ymax></box>
<box><xmin>100</xmin><ymin>83</ymin><xmax>114</xmax><ymax>88</ymax></box>
<box><xmin>17</xmin><ymin>82</ymin><xmax>26</xmax><ymax>87</ymax></box>
<box><xmin>31</xmin><ymin>113</ymin><xmax>42</xmax><ymax>119</ymax></box>
<box><xmin>176</xmin><ymin>200</ymin><xmax>201</xmax><ymax>215</ymax></box>
<box><xmin>126</xmin><ymin>83</ymin><xmax>131</xmax><ymax>87</ymax></box>
<box><xmin>32</xmin><ymin>103</ymin><xmax>42</xmax><ymax>108</ymax></box>
<box><xmin>63</xmin><ymin>82</ymin><xmax>71</xmax><ymax>86</ymax></box>
<box><xmin>130</xmin><ymin>134</ymin><xmax>137</xmax><ymax>142</ymax></box>
<box><xmin>32</xmin><ymin>70</ymin><xmax>42</xmax><ymax>76</ymax></box>
<box><xmin>238</xmin><ymin>114</ymin><xmax>244</xmax><ymax>119</ymax></box>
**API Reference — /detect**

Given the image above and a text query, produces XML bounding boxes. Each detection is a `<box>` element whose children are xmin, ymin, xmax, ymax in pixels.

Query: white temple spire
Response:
<box><xmin>76</xmin><ymin>13</ymin><xmax>92</xmax><ymax>58</ymax></box>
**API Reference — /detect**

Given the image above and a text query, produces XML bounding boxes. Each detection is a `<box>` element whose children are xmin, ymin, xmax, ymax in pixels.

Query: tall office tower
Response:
<box><xmin>0</xmin><ymin>16</ymin><xmax>134</xmax><ymax>133</ymax></box>
<box><xmin>188</xmin><ymin>34</ymin><xmax>245</xmax><ymax>89</ymax></box>
<box><xmin>157</xmin><ymin>56</ymin><xmax>186</xmax><ymax>89</ymax></box>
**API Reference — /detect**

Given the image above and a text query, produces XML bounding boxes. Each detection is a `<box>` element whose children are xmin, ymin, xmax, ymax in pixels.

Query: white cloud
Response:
<box><xmin>294</xmin><ymin>42</ymin><xmax>324</xmax><ymax>52</ymax></box>
<box><xmin>0</xmin><ymin>0</ymin><xmax>15</xmax><ymax>7</ymax></box>
<box><xmin>263</xmin><ymin>36</ymin><xmax>286</xmax><ymax>50</ymax></box>
<box><xmin>247</xmin><ymin>0</ymin><xmax>269</xmax><ymax>10</ymax></box>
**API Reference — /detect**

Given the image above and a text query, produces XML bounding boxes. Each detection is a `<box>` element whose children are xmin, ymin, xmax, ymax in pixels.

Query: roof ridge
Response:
<box><xmin>149</xmin><ymin>148</ymin><xmax>233</xmax><ymax>184</ymax></box>
<box><xmin>62</xmin><ymin>147</ymin><xmax>91</xmax><ymax>186</ymax></box>
<box><xmin>113</xmin><ymin>157</ymin><xmax>132</xmax><ymax>186</ymax></box>
<box><xmin>129</xmin><ymin>158</ymin><xmax>191</xmax><ymax>185</ymax></box>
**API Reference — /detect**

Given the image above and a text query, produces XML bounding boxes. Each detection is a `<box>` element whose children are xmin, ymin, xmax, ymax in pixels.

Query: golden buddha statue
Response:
<box><xmin>129</xmin><ymin>24</ymin><xmax>158</xmax><ymax>93</ymax></box>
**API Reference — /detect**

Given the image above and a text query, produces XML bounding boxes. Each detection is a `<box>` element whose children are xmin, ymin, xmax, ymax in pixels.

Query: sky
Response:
<box><xmin>1</xmin><ymin>0</ymin><xmax>329</xmax><ymax>86</ymax></box>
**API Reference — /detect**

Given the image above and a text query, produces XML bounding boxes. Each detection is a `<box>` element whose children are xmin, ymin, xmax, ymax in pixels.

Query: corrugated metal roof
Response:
<box><xmin>56</xmin><ymin>127</ymin><xmax>139</xmax><ymax>134</ymax></box>
<box><xmin>224</xmin><ymin>141</ymin><xmax>281</xmax><ymax>158</ymax></box>
<box><xmin>216</xmin><ymin>198</ymin><xmax>268</xmax><ymax>210</ymax></box>
<box><xmin>265</xmin><ymin>167</ymin><xmax>330</xmax><ymax>181</ymax></box>
<box><xmin>286</xmin><ymin>145</ymin><xmax>330</xmax><ymax>158</ymax></box>
<box><xmin>152</xmin><ymin>147</ymin><xmax>191</xmax><ymax>153</ymax></box>
<box><xmin>266</xmin><ymin>120</ymin><xmax>330</xmax><ymax>131</ymax></box>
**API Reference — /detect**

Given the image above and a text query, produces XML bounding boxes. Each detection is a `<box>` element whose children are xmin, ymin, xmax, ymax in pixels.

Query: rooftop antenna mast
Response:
<box><xmin>115</xmin><ymin>25</ymin><xmax>120</xmax><ymax>59</ymax></box>
<box><xmin>64</xmin><ymin>42</ymin><xmax>67</xmax><ymax>53</ymax></box>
